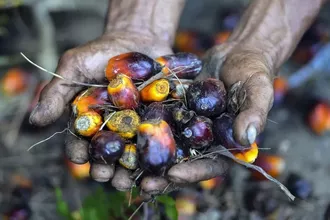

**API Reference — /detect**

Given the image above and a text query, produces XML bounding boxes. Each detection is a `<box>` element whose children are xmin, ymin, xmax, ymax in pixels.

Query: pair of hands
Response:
<box><xmin>29</xmin><ymin>31</ymin><xmax>274</xmax><ymax>198</ymax></box>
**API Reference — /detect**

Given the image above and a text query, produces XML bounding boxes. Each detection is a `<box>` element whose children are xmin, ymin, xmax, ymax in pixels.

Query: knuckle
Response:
<box><xmin>58</xmin><ymin>49</ymin><xmax>77</xmax><ymax>67</ymax></box>
<box><xmin>223</xmin><ymin>49</ymin><xmax>274</xmax><ymax>79</ymax></box>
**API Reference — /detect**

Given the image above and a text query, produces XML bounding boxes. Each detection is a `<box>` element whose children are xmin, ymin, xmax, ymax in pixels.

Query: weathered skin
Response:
<box><xmin>29</xmin><ymin>0</ymin><xmax>325</xmax><ymax>197</ymax></box>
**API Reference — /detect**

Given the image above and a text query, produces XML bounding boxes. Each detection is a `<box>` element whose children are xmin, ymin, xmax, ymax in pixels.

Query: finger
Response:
<box><xmin>140</xmin><ymin>176</ymin><xmax>170</xmax><ymax>195</ymax></box>
<box><xmin>219</xmin><ymin>51</ymin><xmax>274</xmax><ymax>145</ymax></box>
<box><xmin>167</xmin><ymin>158</ymin><xmax>229</xmax><ymax>184</ymax></box>
<box><xmin>111</xmin><ymin>167</ymin><xmax>134</xmax><ymax>191</ymax></box>
<box><xmin>65</xmin><ymin>133</ymin><xmax>89</xmax><ymax>164</ymax></box>
<box><xmin>232</xmin><ymin>73</ymin><xmax>274</xmax><ymax>145</ymax></box>
<box><xmin>29</xmin><ymin>51</ymin><xmax>84</xmax><ymax>126</ymax></box>
<box><xmin>89</xmin><ymin>163</ymin><xmax>114</xmax><ymax>182</ymax></box>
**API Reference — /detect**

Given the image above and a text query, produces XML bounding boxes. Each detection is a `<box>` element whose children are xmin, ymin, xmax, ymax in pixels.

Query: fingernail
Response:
<box><xmin>115</xmin><ymin>187</ymin><xmax>130</xmax><ymax>192</ymax></box>
<box><xmin>94</xmin><ymin>177</ymin><xmax>110</xmax><ymax>183</ymax></box>
<box><xmin>168</xmin><ymin>176</ymin><xmax>185</xmax><ymax>184</ymax></box>
<box><xmin>29</xmin><ymin>102</ymin><xmax>40</xmax><ymax>124</ymax></box>
<box><xmin>247</xmin><ymin>124</ymin><xmax>257</xmax><ymax>145</ymax></box>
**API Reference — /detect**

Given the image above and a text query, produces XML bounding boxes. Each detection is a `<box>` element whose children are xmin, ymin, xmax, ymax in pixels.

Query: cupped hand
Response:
<box><xmin>29</xmin><ymin>32</ymin><xmax>273</xmax><ymax>199</ymax></box>
<box><xmin>140</xmin><ymin>41</ymin><xmax>276</xmax><ymax>198</ymax></box>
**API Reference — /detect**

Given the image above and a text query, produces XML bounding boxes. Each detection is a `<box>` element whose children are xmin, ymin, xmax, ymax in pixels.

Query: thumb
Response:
<box><xmin>29</xmin><ymin>50</ymin><xmax>85</xmax><ymax>126</ymax></box>
<box><xmin>220</xmin><ymin>50</ymin><xmax>274</xmax><ymax>145</ymax></box>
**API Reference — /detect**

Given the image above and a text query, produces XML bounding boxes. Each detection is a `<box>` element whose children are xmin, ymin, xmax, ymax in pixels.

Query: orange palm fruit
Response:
<box><xmin>174</xmin><ymin>31</ymin><xmax>214</xmax><ymax>56</ymax></box>
<box><xmin>1</xmin><ymin>68</ymin><xmax>29</xmax><ymax>96</ymax></box>
<box><xmin>273</xmin><ymin>77</ymin><xmax>288</xmax><ymax>106</ymax></box>
<box><xmin>105</xmin><ymin>110</ymin><xmax>140</xmax><ymax>139</ymax></box>
<box><xmin>74</xmin><ymin>111</ymin><xmax>103</xmax><ymax>137</ymax></box>
<box><xmin>199</xmin><ymin>176</ymin><xmax>223</xmax><ymax>190</ymax></box>
<box><xmin>72</xmin><ymin>87</ymin><xmax>110</xmax><ymax>115</ymax></box>
<box><xmin>65</xmin><ymin>158</ymin><xmax>91</xmax><ymax>180</ymax></box>
<box><xmin>105</xmin><ymin>52</ymin><xmax>162</xmax><ymax>81</ymax></box>
<box><xmin>137</xmin><ymin>119</ymin><xmax>177</xmax><ymax>175</ymax></box>
<box><xmin>155</xmin><ymin>52</ymin><xmax>202</xmax><ymax>79</ymax></box>
<box><xmin>308</xmin><ymin>102</ymin><xmax>330</xmax><ymax>135</ymax></box>
<box><xmin>140</xmin><ymin>79</ymin><xmax>170</xmax><ymax>102</ymax></box>
<box><xmin>175</xmin><ymin>195</ymin><xmax>197</xmax><ymax>216</ymax></box>
<box><xmin>233</xmin><ymin>142</ymin><xmax>259</xmax><ymax>164</ymax></box>
<box><xmin>214</xmin><ymin>31</ymin><xmax>231</xmax><ymax>44</ymax></box>
<box><xmin>119</xmin><ymin>144</ymin><xmax>138</xmax><ymax>170</ymax></box>
<box><xmin>107</xmin><ymin>74</ymin><xmax>139</xmax><ymax>109</ymax></box>
<box><xmin>251</xmin><ymin>153</ymin><xmax>285</xmax><ymax>181</ymax></box>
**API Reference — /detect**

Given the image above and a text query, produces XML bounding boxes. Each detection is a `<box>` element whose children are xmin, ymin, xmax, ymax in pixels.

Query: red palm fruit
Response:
<box><xmin>65</xmin><ymin>158</ymin><xmax>91</xmax><ymax>180</ymax></box>
<box><xmin>214</xmin><ymin>31</ymin><xmax>231</xmax><ymax>44</ymax></box>
<box><xmin>187</xmin><ymin>78</ymin><xmax>227</xmax><ymax>117</ymax></box>
<box><xmin>213</xmin><ymin>113</ymin><xmax>259</xmax><ymax>163</ymax></box>
<box><xmin>199</xmin><ymin>176</ymin><xmax>224</xmax><ymax>190</ymax></box>
<box><xmin>89</xmin><ymin>131</ymin><xmax>125</xmax><ymax>164</ymax></box>
<box><xmin>307</xmin><ymin>101</ymin><xmax>330</xmax><ymax>135</ymax></box>
<box><xmin>174</xmin><ymin>31</ymin><xmax>214</xmax><ymax>56</ymax></box>
<box><xmin>11</xmin><ymin>175</ymin><xmax>32</xmax><ymax>189</ymax></box>
<box><xmin>273</xmin><ymin>77</ymin><xmax>288</xmax><ymax>106</ymax></box>
<box><xmin>1</xmin><ymin>68</ymin><xmax>29</xmax><ymax>96</ymax></box>
<box><xmin>181</xmin><ymin>116</ymin><xmax>214</xmax><ymax>149</ymax></box>
<box><xmin>291</xmin><ymin>47</ymin><xmax>313</xmax><ymax>64</ymax></box>
<box><xmin>107</xmin><ymin>74</ymin><xmax>139</xmax><ymax>109</ymax></box>
<box><xmin>72</xmin><ymin>87</ymin><xmax>110</xmax><ymax>115</ymax></box>
<box><xmin>137</xmin><ymin>119</ymin><xmax>176</xmax><ymax>175</ymax></box>
<box><xmin>119</xmin><ymin>144</ymin><xmax>138</xmax><ymax>170</ymax></box>
<box><xmin>251</xmin><ymin>153</ymin><xmax>285</xmax><ymax>181</ymax></box>
<box><xmin>105</xmin><ymin>52</ymin><xmax>162</xmax><ymax>81</ymax></box>
<box><xmin>105</xmin><ymin>110</ymin><xmax>141</xmax><ymax>139</ymax></box>
<box><xmin>140</xmin><ymin>79</ymin><xmax>170</xmax><ymax>102</ymax></box>
<box><xmin>155</xmin><ymin>52</ymin><xmax>202</xmax><ymax>79</ymax></box>
<box><xmin>169</xmin><ymin>80</ymin><xmax>191</xmax><ymax>99</ymax></box>
<box><xmin>74</xmin><ymin>111</ymin><xmax>103</xmax><ymax>137</ymax></box>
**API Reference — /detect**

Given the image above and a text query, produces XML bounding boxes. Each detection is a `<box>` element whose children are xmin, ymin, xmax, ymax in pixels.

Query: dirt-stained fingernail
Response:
<box><xmin>247</xmin><ymin>124</ymin><xmax>257</xmax><ymax>144</ymax></box>
<box><xmin>90</xmin><ymin>163</ymin><xmax>114</xmax><ymax>182</ymax></box>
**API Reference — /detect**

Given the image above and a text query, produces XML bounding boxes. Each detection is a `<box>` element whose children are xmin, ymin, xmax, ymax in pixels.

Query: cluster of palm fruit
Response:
<box><xmin>71</xmin><ymin>51</ymin><xmax>258</xmax><ymax>177</ymax></box>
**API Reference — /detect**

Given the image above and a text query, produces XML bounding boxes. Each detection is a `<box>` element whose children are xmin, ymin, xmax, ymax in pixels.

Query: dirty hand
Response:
<box><xmin>140</xmin><ymin>0</ymin><xmax>325</xmax><ymax>198</ymax></box>
<box><xmin>27</xmin><ymin>0</ymin><xmax>225</xmax><ymax>195</ymax></box>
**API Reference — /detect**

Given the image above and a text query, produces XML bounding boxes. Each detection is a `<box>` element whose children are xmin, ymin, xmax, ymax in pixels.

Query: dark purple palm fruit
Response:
<box><xmin>142</xmin><ymin>102</ymin><xmax>177</xmax><ymax>134</ymax></box>
<box><xmin>286</xmin><ymin>173</ymin><xmax>313</xmax><ymax>200</ymax></box>
<box><xmin>212</xmin><ymin>113</ymin><xmax>246</xmax><ymax>151</ymax></box>
<box><xmin>155</xmin><ymin>52</ymin><xmax>202</xmax><ymax>79</ymax></box>
<box><xmin>137</xmin><ymin>119</ymin><xmax>177</xmax><ymax>175</ymax></box>
<box><xmin>181</xmin><ymin>116</ymin><xmax>214</xmax><ymax>149</ymax></box>
<box><xmin>89</xmin><ymin>131</ymin><xmax>125</xmax><ymax>164</ymax></box>
<box><xmin>187</xmin><ymin>78</ymin><xmax>227</xmax><ymax>117</ymax></box>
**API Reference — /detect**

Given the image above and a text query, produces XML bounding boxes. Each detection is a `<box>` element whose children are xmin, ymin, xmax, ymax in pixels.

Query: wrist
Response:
<box><xmin>227</xmin><ymin>0</ymin><xmax>323</xmax><ymax>70</ymax></box>
<box><xmin>104</xmin><ymin>0</ymin><xmax>185</xmax><ymax>46</ymax></box>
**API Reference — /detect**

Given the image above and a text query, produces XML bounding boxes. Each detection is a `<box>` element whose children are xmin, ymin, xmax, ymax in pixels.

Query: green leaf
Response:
<box><xmin>108</xmin><ymin>191</ymin><xmax>126</xmax><ymax>217</ymax></box>
<box><xmin>55</xmin><ymin>187</ymin><xmax>72</xmax><ymax>220</ymax></box>
<box><xmin>156</xmin><ymin>195</ymin><xmax>176</xmax><ymax>206</ymax></box>
<box><xmin>156</xmin><ymin>195</ymin><xmax>178</xmax><ymax>220</ymax></box>
<box><xmin>164</xmin><ymin>205</ymin><xmax>178</xmax><ymax>220</ymax></box>
<box><xmin>80</xmin><ymin>187</ymin><xmax>110</xmax><ymax>220</ymax></box>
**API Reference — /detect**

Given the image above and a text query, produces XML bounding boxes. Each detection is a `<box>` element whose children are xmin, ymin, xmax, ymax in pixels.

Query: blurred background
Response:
<box><xmin>1</xmin><ymin>0</ymin><xmax>330</xmax><ymax>219</ymax></box>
